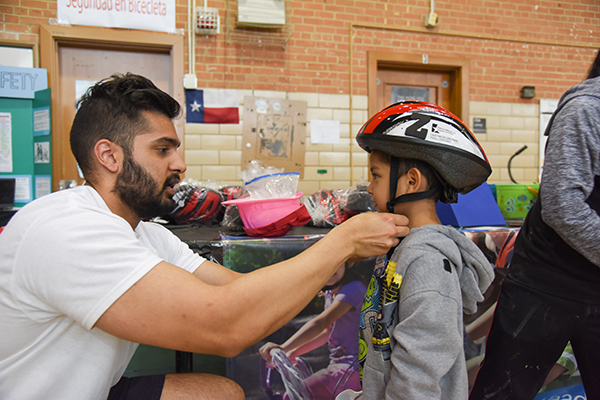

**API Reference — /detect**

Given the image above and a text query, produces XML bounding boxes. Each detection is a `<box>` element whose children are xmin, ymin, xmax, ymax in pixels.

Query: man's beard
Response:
<box><xmin>113</xmin><ymin>156</ymin><xmax>179</xmax><ymax>220</ymax></box>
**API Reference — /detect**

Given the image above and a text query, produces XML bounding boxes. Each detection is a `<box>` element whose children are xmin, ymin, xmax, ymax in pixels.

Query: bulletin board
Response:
<box><xmin>241</xmin><ymin>96</ymin><xmax>306</xmax><ymax>177</ymax></box>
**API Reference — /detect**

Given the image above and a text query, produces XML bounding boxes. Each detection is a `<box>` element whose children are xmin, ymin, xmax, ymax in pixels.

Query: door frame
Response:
<box><xmin>40</xmin><ymin>24</ymin><xmax>184</xmax><ymax>190</ymax></box>
<box><xmin>0</xmin><ymin>39</ymin><xmax>39</xmax><ymax>67</ymax></box>
<box><xmin>367</xmin><ymin>51</ymin><xmax>469</xmax><ymax>121</ymax></box>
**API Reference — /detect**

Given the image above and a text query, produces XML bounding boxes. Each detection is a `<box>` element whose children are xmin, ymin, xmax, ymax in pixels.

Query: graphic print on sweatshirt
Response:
<box><xmin>358</xmin><ymin>254</ymin><xmax>403</xmax><ymax>379</ymax></box>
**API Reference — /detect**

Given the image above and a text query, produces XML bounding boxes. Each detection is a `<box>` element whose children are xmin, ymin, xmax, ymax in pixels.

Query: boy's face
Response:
<box><xmin>367</xmin><ymin>151</ymin><xmax>403</xmax><ymax>213</ymax></box>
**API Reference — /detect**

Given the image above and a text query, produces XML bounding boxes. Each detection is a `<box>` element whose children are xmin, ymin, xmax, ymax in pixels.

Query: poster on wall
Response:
<box><xmin>241</xmin><ymin>96</ymin><xmax>307</xmax><ymax>177</ymax></box>
<box><xmin>0</xmin><ymin>112</ymin><xmax>12</xmax><ymax>173</ymax></box>
<box><xmin>56</xmin><ymin>0</ymin><xmax>176</xmax><ymax>33</ymax></box>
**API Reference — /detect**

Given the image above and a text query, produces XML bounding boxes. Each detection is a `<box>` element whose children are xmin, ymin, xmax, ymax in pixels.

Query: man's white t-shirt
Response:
<box><xmin>0</xmin><ymin>186</ymin><xmax>205</xmax><ymax>400</ymax></box>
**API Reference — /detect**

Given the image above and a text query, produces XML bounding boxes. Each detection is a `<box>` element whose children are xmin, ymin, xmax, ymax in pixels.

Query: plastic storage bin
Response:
<box><xmin>494</xmin><ymin>183</ymin><xmax>539</xmax><ymax>219</ymax></box>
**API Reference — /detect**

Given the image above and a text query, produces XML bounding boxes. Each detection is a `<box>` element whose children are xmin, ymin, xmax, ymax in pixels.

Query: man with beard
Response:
<box><xmin>0</xmin><ymin>73</ymin><xmax>410</xmax><ymax>400</ymax></box>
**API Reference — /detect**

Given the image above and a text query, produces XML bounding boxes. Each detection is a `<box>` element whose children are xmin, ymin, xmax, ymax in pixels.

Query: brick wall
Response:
<box><xmin>2</xmin><ymin>0</ymin><xmax>599</xmax><ymax>190</ymax></box>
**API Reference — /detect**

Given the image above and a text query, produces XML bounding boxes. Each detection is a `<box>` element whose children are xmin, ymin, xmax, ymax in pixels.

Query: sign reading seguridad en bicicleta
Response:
<box><xmin>56</xmin><ymin>0</ymin><xmax>176</xmax><ymax>34</ymax></box>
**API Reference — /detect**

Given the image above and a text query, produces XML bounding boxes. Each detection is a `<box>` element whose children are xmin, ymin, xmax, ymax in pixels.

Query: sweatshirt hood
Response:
<box><xmin>411</xmin><ymin>225</ymin><xmax>495</xmax><ymax>314</ymax></box>
<box><xmin>545</xmin><ymin>76</ymin><xmax>600</xmax><ymax>137</ymax></box>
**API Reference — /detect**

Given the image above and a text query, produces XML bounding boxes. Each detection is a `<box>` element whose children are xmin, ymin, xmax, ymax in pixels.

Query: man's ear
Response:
<box><xmin>93</xmin><ymin>139</ymin><xmax>122</xmax><ymax>174</ymax></box>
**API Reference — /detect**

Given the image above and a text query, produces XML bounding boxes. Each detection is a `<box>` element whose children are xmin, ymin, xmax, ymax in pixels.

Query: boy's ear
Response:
<box><xmin>406</xmin><ymin>167</ymin><xmax>425</xmax><ymax>193</ymax></box>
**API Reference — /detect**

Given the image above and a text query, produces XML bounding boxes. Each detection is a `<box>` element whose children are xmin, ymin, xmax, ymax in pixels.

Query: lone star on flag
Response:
<box><xmin>190</xmin><ymin>100</ymin><xmax>202</xmax><ymax>112</ymax></box>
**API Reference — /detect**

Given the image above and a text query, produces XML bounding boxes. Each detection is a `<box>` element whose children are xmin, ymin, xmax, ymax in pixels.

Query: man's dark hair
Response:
<box><xmin>586</xmin><ymin>49</ymin><xmax>600</xmax><ymax>80</ymax></box>
<box><xmin>70</xmin><ymin>73</ymin><xmax>181</xmax><ymax>180</ymax></box>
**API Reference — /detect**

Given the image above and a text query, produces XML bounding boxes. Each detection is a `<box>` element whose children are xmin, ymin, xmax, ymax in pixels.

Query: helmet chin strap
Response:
<box><xmin>386</xmin><ymin>156</ymin><xmax>401</xmax><ymax>213</ymax></box>
<box><xmin>386</xmin><ymin>185</ymin><xmax>442</xmax><ymax>211</ymax></box>
<box><xmin>386</xmin><ymin>156</ymin><xmax>442</xmax><ymax>213</ymax></box>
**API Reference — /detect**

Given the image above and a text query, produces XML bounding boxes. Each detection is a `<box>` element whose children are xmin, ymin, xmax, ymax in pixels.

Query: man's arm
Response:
<box><xmin>192</xmin><ymin>259</ymin><xmax>242</xmax><ymax>286</ymax></box>
<box><xmin>95</xmin><ymin>212</ymin><xmax>409</xmax><ymax>357</ymax></box>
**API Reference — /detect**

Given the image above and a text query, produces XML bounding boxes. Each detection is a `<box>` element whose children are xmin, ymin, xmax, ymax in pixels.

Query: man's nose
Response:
<box><xmin>171</xmin><ymin>151</ymin><xmax>187</xmax><ymax>173</ymax></box>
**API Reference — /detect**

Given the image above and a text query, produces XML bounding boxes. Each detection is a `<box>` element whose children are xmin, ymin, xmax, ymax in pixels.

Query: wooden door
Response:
<box><xmin>57</xmin><ymin>47</ymin><xmax>172</xmax><ymax>186</ymax></box>
<box><xmin>367</xmin><ymin>51</ymin><xmax>469</xmax><ymax>120</ymax></box>
<box><xmin>376</xmin><ymin>69</ymin><xmax>452</xmax><ymax>112</ymax></box>
<box><xmin>40</xmin><ymin>24</ymin><xmax>184</xmax><ymax>190</ymax></box>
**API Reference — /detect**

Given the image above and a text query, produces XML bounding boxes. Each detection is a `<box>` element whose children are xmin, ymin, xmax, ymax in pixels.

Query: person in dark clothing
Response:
<box><xmin>470</xmin><ymin>50</ymin><xmax>600</xmax><ymax>400</ymax></box>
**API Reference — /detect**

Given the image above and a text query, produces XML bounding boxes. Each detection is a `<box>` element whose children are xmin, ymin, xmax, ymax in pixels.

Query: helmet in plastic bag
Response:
<box><xmin>170</xmin><ymin>185</ymin><xmax>223</xmax><ymax>225</ymax></box>
<box><xmin>219</xmin><ymin>186</ymin><xmax>245</xmax><ymax>202</ymax></box>
<box><xmin>304</xmin><ymin>189</ymin><xmax>349</xmax><ymax>228</ymax></box>
<box><xmin>357</xmin><ymin>101</ymin><xmax>491</xmax><ymax>195</ymax></box>
<box><xmin>215</xmin><ymin>186</ymin><xmax>244</xmax><ymax>222</ymax></box>
<box><xmin>345</xmin><ymin>183</ymin><xmax>376</xmax><ymax>214</ymax></box>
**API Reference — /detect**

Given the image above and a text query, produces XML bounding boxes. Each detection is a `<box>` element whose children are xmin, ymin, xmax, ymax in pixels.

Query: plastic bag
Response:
<box><xmin>238</xmin><ymin>160</ymin><xmax>283</xmax><ymax>183</ymax></box>
<box><xmin>169</xmin><ymin>178</ymin><xmax>244</xmax><ymax>225</ymax></box>
<box><xmin>303</xmin><ymin>181</ymin><xmax>375</xmax><ymax>228</ymax></box>
<box><xmin>170</xmin><ymin>184</ymin><xmax>223</xmax><ymax>225</ymax></box>
<box><xmin>245</xmin><ymin>172</ymin><xmax>300</xmax><ymax>199</ymax></box>
<box><xmin>220</xmin><ymin>204</ymin><xmax>245</xmax><ymax>231</ymax></box>
<box><xmin>240</xmin><ymin>160</ymin><xmax>300</xmax><ymax>199</ymax></box>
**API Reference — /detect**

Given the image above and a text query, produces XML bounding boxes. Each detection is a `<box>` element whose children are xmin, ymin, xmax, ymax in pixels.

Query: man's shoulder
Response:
<box><xmin>6</xmin><ymin>186</ymin><xmax>125</xmax><ymax>239</ymax></box>
<box><xmin>136</xmin><ymin>220</ymin><xmax>174</xmax><ymax>239</ymax></box>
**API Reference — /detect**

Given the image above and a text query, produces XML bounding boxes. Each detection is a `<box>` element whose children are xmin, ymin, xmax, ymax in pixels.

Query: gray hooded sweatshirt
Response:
<box><xmin>358</xmin><ymin>224</ymin><xmax>494</xmax><ymax>400</ymax></box>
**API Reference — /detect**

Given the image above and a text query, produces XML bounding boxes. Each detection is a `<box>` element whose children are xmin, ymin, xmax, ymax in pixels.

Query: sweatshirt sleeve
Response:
<box><xmin>541</xmin><ymin>95</ymin><xmax>600</xmax><ymax>267</ymax></box>
<box><xmin>386</xmin><ymin>254</ymin><xmax>464</xmax><ymax>400</ymax></box>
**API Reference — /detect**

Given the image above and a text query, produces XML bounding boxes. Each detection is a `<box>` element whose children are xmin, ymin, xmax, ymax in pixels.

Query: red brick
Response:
<box><xmin>1</xmin><ymin>0</ymin><xmax>598</xmax><ymax>97</ymax></box>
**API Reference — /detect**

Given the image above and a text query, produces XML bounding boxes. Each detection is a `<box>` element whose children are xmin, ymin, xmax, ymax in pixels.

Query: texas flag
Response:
<box><xmin>185</xmin><ymin>89</ymin><xmax>239</xmax><ymax>124</ymax></box>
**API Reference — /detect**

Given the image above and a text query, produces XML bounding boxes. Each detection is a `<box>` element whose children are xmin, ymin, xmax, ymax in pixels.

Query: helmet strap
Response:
<box><xmin>386</xmin><ymin>184</ymin><xmax>442</xmax><ymax>211</ymax></box>
<box><xmin>387</xmin><ymin>156</ymin><xmax>400</xmax><ymax>213</ymax></box>
<box><xmin>386</xmin><ymin>155</ymin><xmax>442</xmax><ymax>212</ymax></box>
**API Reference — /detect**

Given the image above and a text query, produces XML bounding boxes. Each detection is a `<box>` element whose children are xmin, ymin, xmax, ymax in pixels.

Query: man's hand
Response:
<box><xmin>332</xmin><ymin>212</ymin><xmax>410</xmax><ymax>261</ymax></box>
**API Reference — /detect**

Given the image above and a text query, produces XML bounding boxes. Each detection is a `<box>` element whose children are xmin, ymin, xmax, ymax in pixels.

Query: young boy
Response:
<box><xmin>354</xmin><ymin>101</ymin><xmax>495</xmax><ymax>400</ymax></box>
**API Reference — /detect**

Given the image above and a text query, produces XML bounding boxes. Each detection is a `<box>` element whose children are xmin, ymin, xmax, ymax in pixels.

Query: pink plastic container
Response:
<box><xmin>222</xmin><ymin>192</ymin><xmax>304</xmax><ymax>229</ymax></box>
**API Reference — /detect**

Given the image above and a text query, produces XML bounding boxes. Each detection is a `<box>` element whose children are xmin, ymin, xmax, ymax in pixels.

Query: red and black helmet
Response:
<box><xmin>357</xmin><ymin>101</ymin><xmax>491</xmax><ymax>209</ymax></box>
<box><xmin>170</xmin><ymin>185</ymin><xmax>223</xmax><ymax>225</ymax></box>
<box><xmin>304</xmin><ymin>189</ymin><xmax>350</xmax><ymax>228</ymax></box>
<box><xmin>215</xmin><ymin>185</ymin><xmax>244</xmax><ymax>222</ymax></box>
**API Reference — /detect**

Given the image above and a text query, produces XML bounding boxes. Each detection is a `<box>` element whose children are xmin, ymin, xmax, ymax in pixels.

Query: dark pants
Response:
<box><xmin>108</xmin><ymin>375</ymin><xmax>165</xmax><ymax>400</ymax></box>
<box><xmin>469</xmin><ymin>278</ymin><xmax>600</xmax><ymax>400</ymax></box>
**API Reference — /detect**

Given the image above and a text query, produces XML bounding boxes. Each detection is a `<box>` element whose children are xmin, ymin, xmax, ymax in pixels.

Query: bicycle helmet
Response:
<box><xmin>356</xmin><ymin>101</ymin><xmax>491</xmax><ymax>212</ymax></box>
<box><xmin>303</xmin><ymin>188</ymin><xmax>349</xmax><ymax>228</ymax></box>
<box><xmin>170</xmin><ymin>185</ymin><xmax>223</xmax><ymax>225</ymax></box>
<box><xmin>215</xmin><ymin>185</ymin><xmax>244</xmax><ymax>222</ymax></box>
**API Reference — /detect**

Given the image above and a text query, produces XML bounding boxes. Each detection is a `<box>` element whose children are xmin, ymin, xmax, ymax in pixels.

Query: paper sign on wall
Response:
<box><xmin>34</xmin><ymin>142</ymin><xmax>50</xmax><ymax>164</ymax></box>
<box><xmin>310</xmin><ymin>119</ymin><xmax>340</xmax><ymax>144</ymax></box>
<box><xmin>57</xmin><ymin>0</ymin><xmax>176</xmax><ymax>33</ymax></box>
<box><xmin>35</xmin><ymin>176</ymin><xmax>52</xmax><ymax>199</ymax></box>
<box><xmin>33</xmin><ymin>107</ymin><xmax>50</xmax><ymax>136</ymax></box>
<box><xmin>0</xmin><ymin>112</ymin><xmax>12</xmax><ymax>173</ymax></box>
<box><xmin>0</xmin><ymin>66</ymin><xmax>48</xmax><ymax>99</ymax></box>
